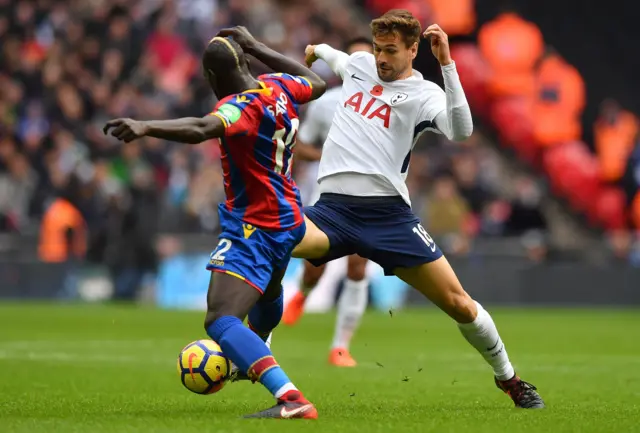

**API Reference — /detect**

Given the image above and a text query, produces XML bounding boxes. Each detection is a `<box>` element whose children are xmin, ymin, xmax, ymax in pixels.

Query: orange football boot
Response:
<box><xmin>328</xmin><ymin>348</ymin><xmax>357</xmax><ymax>367</ymax></box>
<box><xmin>282</xmin><ymin>292</ymin><xmax>306</xmax><ymax>326</ymax></box>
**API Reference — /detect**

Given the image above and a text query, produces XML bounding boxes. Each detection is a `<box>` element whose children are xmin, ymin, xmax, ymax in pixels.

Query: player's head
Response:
<box><xmin>344</xmin><ymin>36</ymin><xmax>373</xmax><ymax>55</ymax></box>
<box><xmin>202</xmin><ymin>37</ymin><xmax>252</xmax><ymax>99</ymax></box>
<box><xmin>370</xmin><ymin>9</ymin><xmax>421</xmax><ymax>82</ymax></box>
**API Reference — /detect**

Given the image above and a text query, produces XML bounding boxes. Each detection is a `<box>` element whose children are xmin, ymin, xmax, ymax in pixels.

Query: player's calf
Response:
<box><xmin>346</xmin><ymin>254</ymin><xmax>367</xmax><ymax>281</ymax></box>
<box><xmin>247</xmin><ymin>268</ymin><xmax>286</xmax><ymax>341</ymax></box>
<box><xmin>282</xmin><ymin>261</ymin><xmax>325</xmax><ymax>326</ymax></box>
<box><xmin>329</xmin><ymin>254</ymin><xmax>369</xmax><ymax>366</ymax></box>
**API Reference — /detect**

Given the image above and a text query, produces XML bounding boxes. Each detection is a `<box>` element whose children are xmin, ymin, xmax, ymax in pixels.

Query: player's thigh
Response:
<box><xmin>393</xmin><ymin>257</ymin><xmax>477</xmax><ymax>323</ymax></box>
<box><xmin>346</xmin><ymin>254</ymin><xmax>367</xmax><ymax>281</ymax></box>
<box><xmin>302</xmin><ymin>259</ymin><xmax>326</xmax><ymax>287</ymax></box>
<box><xmin>291</xmin><ymin>215</ymin><xmax>331</xmax><ymax>259</ymax></box>
<box><xmin>205</xmin><ymin>271</ymin><xmax>263</xmax><ymax>325</ymax></box>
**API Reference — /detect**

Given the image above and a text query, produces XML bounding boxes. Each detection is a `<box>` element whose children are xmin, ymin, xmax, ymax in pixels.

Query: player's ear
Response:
<box><xmin>410</xmin><ymin>41</ymin><xmax>418</xmax><ymax>60</ymax></box>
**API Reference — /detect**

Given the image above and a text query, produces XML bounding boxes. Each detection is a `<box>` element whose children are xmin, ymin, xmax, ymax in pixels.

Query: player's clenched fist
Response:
<box><xmin>103</xmin><ymin>118</ymin><xmax>148</xmax><ymax>143</ymax></box>
<box><xmin>304</xmin><ymin>45</ymin><xmax>318</xmax><ymax>67</ymax></box>
<box><xmin>422</xmin><ymin>24</ymin><xmax>452</xmax><ymax>66</ymax></box>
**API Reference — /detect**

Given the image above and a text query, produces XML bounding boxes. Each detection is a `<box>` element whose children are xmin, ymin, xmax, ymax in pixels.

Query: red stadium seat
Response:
<box><xmin>588</xmin><ymin>187</ymin><xmax>627</xmax><ymax>230</ymax></box>
<box><xmin>490</xmin><ymin>98</ymin><xmax>535</xmax><ymax>153</ymax></box>
<box><xmin>450</xmin><ymin>44</ymin><xmax>491</xmax><ymax>115</ymax></box>
<box><xmin>543</xmin><ymin>141</ymin><xmax>601</xmax><ymax>211</ymax></box>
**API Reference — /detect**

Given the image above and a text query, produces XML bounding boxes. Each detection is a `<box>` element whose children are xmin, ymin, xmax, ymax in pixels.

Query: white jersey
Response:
<box><xmin>317</xmin><ymin>52</ymin><xmax>447</xmax><ymax>206</ymax></box>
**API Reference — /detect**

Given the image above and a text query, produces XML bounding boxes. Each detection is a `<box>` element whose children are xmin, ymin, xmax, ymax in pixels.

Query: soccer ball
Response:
<box><xmin>177</xmin><ymin>339</ymin><xmax>230</xmax><ymax>394</ymax></box>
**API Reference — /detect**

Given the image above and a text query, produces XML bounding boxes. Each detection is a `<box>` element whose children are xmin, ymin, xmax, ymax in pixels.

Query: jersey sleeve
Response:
<box><xmin>261</xmin><ymin>73</ymin><xmax>314</xmax><ymax>105</ymax></box>
<box><xmin>415</xmin><ymin>85</ymin><xmax>447</xmax><ymax>135</ymax></box>
<box><xmin>209</xmin><ymin>95</ymin><xmax>262</xmax><ymax>137</ymax></box>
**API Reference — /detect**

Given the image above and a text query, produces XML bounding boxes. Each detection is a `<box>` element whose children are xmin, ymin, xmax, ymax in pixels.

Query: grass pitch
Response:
<box><xmin>0</xmin><ymin>303</ymin><xmax>638</xmax><ymax>432</ymax></box>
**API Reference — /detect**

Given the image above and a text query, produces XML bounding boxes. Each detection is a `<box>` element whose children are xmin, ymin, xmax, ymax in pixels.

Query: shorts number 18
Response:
<box><xmin>413</xmin><ymin>224</ymin><xmax>436</xmax><ymax>251</ymax></box>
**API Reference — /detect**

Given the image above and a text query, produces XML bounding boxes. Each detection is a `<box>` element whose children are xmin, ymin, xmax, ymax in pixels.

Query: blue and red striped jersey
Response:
<box><xmin>209</xmin><ymin>73</ymin><xmax>314</xmax><ymax>231</ymax></box>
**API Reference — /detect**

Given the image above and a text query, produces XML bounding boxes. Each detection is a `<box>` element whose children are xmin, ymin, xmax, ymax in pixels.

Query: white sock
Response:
<box><xmin>457</xmin><ymin>301</ymin><xmax>515</xmax><ymax>381</ymax></box>
<box><xmin>265</xmin><ymin>332</ymin><xmax>272</xmax><ymax>350</ymax></box>
<box><xmin>274</xmin><ymin>382</ymin><xmax>298</xmax><ymax>398</ymax></box>
<box><xmin>331</xmin><ymin>278</ymin><xmax>368</xmax><ymax>349</ymax></box>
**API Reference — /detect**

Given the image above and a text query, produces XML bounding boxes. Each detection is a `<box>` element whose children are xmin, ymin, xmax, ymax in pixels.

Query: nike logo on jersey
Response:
<box><xmin>280</xmin><ymin>404</ymin><xmax>312</xmax><ymax>418</ymax></box>
<box><xmin>351</xmin><ymin>73</ymin><xmax>364</xmax><ymax>81</ymax></box>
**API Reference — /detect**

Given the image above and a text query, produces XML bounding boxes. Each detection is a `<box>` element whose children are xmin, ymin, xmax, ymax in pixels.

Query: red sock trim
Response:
<box><xmin>247</xmin><ymin>355</ymin><xmax>278</xmax><ymax>382</ymax></box>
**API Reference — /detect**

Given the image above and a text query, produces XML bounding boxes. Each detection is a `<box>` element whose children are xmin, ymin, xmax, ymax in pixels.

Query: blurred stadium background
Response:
<box><xmin>1</xmin><ymin>0</ymin><xmax>639</xmax><ymax>307</ymax></box>
<box><xmin>2</xmin><ymin>1</ymin><xmax>640</xmax><ymax>431</ymax></box>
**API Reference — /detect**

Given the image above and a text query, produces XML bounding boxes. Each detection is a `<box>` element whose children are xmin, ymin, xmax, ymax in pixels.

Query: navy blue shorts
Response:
<box><xmin>304</xmin><ymin>193</ymin><xmax>443</xmax><ymax>276</ymax></box>
<box><xmin>206</xmin><ymin>205</ymin><xmax>306</xmax><ymax>293</ymax></box>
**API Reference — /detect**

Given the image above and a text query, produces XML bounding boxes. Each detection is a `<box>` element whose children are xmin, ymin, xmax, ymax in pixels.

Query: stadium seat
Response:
<box><xmin>588</xmin><ymin>187</ymin><xmax>627</xmax><ymax>230</ymax></box>
<box><xmin>542</xmin><ymin>141</ymin><xmax>601</xmax><ymax>211</ymax></box>
<box><xmin>490</xmin><ymin>98</ymin><xmax>536</xmax><ymax>161</ymax></box>
<box><xmin>449</xmin><ymin>44</ymin><xmax>490</xmax><ymax>116</ymax></box>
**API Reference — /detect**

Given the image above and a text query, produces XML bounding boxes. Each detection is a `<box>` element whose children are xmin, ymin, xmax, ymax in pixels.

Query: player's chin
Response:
<box><xmin>377</xmin><ymin>69</ymin><xmax>395</xmax><ymax>82</ymax></box>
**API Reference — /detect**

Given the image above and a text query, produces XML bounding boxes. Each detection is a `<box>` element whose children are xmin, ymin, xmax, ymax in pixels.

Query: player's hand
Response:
<box><xmin>103</xmin><ymin>118</ymin><xmax>148</xmax><ymax>142</ymax></box>
<box><xmin>304</xmin><ymin>45</ymin><xmax>318</xmax><ymax>67</ymax></box>
<box><xmin>422</xmin><ymin>24</ymin><xmax>452</xmax><ymax>66</ymax></box>
<box><xmin>216</xmin><ymin>26</ymin><xmax>258</xmax><ymax>53</ymax></box>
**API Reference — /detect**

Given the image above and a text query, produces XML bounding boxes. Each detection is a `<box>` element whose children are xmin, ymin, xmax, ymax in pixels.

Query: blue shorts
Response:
<box><xmin>206</xmin><ymin>205</ymin><xmax>306</xmax><ymax>293</ymax></box>
<box><xmin>304</xmin><ymin>194</ymin><xmax>443</xmax><ymax>276</ymax></box>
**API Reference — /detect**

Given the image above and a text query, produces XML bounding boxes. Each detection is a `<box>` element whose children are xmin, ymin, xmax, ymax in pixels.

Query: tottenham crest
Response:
<box><xmin>390</xmin><ymin>92</ymin><xmax>408</xmax><ymax>106</ymax></box>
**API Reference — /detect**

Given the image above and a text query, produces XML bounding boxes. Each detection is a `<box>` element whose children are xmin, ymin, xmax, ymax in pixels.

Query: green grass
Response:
<box><xmin>0</xmin><ymin>304</ymin><xmax>639</xmax><ymax>432</ymax></box>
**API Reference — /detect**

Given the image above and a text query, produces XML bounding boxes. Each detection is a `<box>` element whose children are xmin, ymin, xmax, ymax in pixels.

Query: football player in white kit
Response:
<box><xmin>282</xmin><ymin>37</ymin><xmax>374</xmax><ymax>368</ymax></box>
<box><xmin>292</xmin><ymin>10</ymin><xmax>545</xmax><ymax>409</ymax></box>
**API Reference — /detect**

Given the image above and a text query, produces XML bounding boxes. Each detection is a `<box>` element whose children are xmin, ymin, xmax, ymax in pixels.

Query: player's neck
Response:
<box><xmin>221</xmin><ymin>76</ymin><xmax>261</xmax><ymax>97</ymax></box>
<box><xmin>397</xmin><ymin>67</ymin><xmax>414</xmax><ymax>80</ymax></box>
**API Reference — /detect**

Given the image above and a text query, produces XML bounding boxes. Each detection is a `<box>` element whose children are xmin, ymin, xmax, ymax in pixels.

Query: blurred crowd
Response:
<box><xmin>2</xmin><ymin>0</ymin><xmax>639</xmax><ymax>299</ymax></box>
<box><xmin>451</xmin><ymin>6</ymin><xmax>640</xmax><ymax>262</ymax></box>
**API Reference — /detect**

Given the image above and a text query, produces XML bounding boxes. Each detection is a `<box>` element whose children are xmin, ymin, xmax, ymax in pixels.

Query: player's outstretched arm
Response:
<box><xmin>104</xmin><ymin>116</ymin><xmax>224</xmax><ymax>144</ymax></box>
<box><xmin>217</xmin><ymin>26</ymin><xmax>327</xmax><ymax>101</ymax></box>
<box><xmin>305</xmin><ymin>44</ymin><xmax>350</xmax><ymax>79</ymax></box>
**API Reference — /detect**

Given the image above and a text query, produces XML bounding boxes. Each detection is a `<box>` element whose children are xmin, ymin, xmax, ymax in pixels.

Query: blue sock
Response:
<box><xmin>248</xmin><ymin>291</ymin><xmax>283</xmax><ymax>342</ymax></box>
<box><xmin>207</xmin><ymin>315</ymin><xmax>294</xmax><ymax>397</ymax></box>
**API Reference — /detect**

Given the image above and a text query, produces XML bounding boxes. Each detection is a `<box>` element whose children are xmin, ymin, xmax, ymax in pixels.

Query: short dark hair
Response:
<box><xmin>370</xmin><ymin>9</ymin><xmax>422</xmax><ymax>47</ymax></box>
<box><xmin>344</xmin><ymin>36</ymin><xmax>372</xmax><ymax>52</ymax></box>
<box><xmin>202</xmin><ymin>37</ymin><xmax>245</xmax><ymax>75</ymax></box>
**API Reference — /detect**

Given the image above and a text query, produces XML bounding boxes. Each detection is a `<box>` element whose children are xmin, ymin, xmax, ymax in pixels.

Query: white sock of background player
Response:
<box><xmin>331</xmin><ymin>278</ymin><xmax>369</xmax><ymax>350</ymax></box>
<box><xmin>457</xmin><ymin>301</ymin><xmax>515</xmax><ymax>381</ymax></box>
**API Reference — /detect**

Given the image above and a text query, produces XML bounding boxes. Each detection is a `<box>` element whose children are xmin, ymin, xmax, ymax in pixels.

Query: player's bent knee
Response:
<box><xmin>443</xmin><ymin>292</ymin><xmax>477</xmax><ymax>323</ymax></box>
<box><xmin>346</xmin><ymin>255</ymin><xmax>367</xmax><ymax>281</ymax></box>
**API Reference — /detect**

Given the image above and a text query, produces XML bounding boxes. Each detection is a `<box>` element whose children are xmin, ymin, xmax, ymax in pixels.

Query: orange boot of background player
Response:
<box><xmin>282</xmin><ymin>291</ymin><xmax>307</xmax><ymax>326</ymax></box>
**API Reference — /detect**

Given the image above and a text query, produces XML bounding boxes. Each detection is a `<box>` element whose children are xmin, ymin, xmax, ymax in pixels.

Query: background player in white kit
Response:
<box><xmin>282</xmin><ymin>37</ymin><xmax>375</xmax><ymax>368</ymax></box>
<box><xmin>229</xmin><ymin>9</ymin><xmax>544</xmax><ymax>409</ymax></box>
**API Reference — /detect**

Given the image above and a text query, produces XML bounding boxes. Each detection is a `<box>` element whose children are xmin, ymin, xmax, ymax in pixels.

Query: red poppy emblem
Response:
<box><xmin>370</xmin><ymin>85</ymin><xmax>383</xmax><ymax>96</ymax></box>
